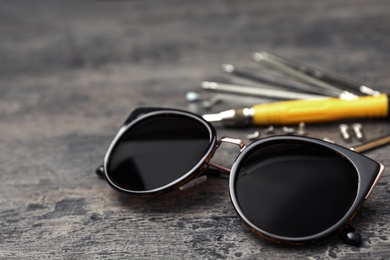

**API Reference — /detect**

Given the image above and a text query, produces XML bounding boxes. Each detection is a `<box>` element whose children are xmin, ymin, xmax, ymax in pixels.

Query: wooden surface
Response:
<box><xmin>1</xmin><ymin>0</ymin><xmax>389</xmax><ymax>259</ymax></box>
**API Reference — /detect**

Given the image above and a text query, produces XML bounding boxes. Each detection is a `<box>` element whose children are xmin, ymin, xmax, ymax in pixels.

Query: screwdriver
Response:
<box><xmin>252</xmin><ymin>52</ymin><xmax>358</xmax><ymax>100</ymax></box>
<box><xmin>220</xmin><ymin>64</ymin><xmax>341</xmax><ymax>97</ymax></box>
<box><xmin>254</xmin><ymin>52</ymin><xmax>381</xmax><ymax>96</ymax></box>
<box><xmin>202</xmin><ymin>93</ymin><xmax>389</xmax><ymax>126</ymax></box>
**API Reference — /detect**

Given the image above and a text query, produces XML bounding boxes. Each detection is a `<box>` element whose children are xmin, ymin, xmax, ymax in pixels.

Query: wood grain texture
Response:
<box><xmin>1</xmin><ymin>0</ymin><xmax>389</xmax><ymax>259</ymax></box>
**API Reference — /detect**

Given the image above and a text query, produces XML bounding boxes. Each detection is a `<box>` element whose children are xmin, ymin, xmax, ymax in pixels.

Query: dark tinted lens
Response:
<box><xmin>107</xmin><ymin>114</ymin><xmax>212</xmax><ymax>191</ymax></box>
<box><xmin>234</xmin><ymin>141</ymin><xmax>358</xmax><ymax>238</ymax></box>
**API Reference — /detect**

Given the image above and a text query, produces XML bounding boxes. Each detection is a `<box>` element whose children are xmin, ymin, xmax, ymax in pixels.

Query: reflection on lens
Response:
<box><xmin>234</xmin><ymin>142</ymin><xmax>358</xmax><ymax>238</ymax></box>
<box><xmin>107</xmin><ymin>114</ymin><xmax>212</xmax><ymax>192</ymax></box>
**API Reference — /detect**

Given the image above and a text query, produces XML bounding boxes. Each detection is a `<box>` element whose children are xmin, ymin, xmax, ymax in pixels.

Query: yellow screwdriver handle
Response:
<box><xmin>252</xmin><ymin>94</ymin><xmax>389</xmax><ymax>125</ymax></box>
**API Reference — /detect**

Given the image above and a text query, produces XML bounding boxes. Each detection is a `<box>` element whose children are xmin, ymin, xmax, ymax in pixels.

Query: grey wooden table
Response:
<box><xmin>1</xmin><ymin>1</ymin><xmax>389</xmax><ymax>259</ymax></box>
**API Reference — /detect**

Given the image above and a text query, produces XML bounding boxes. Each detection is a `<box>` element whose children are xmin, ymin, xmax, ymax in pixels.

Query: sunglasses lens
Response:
<box><xmin>233</xmin><ymin>141</ymin><xmax>358</xmax><ymax>239</ymax></box>
<box><xmin>106</xmin><ymin>113</ymin><xmax>213</xmax><ymax>192</ymax></box>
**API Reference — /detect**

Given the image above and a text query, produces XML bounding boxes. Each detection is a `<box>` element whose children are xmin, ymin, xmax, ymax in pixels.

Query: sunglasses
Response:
<box><xmin>96</xmin><ymin>107</ymin><xmax>385</xmax><ymax>246</ymax></box>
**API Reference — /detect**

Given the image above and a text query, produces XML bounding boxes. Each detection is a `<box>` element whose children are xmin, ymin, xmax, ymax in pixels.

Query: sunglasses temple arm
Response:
<box><xmin>351</xmin><ymin>135</ymin><xmax>390</xmax><ymax>153</ymax></box>
<box><xmin>95</xmin><ymin>162</ymin><xmax>232</xmax><ymax>178</ymax></box>
<box><xmin>208</xmin><ymin>162</ymin><xmax>231</xmax><ymax>176</ymax></box>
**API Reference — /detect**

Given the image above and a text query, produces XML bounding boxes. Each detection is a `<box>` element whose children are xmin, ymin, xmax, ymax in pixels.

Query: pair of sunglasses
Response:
<box><xmin>96</xmin><ymin>107</ymin><xmax>385</xmax><ymax>246</ymax></box>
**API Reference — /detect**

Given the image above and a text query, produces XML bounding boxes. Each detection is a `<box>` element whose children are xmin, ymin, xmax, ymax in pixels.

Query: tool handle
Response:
<box><xmin>252</xmin><ymin>94</ymin><xmax>389</xmax><ymax>125</ymax></box>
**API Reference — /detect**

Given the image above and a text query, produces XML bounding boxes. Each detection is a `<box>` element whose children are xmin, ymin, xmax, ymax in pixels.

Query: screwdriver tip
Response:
<box><xmin>201</xmin><ymin>81</ymin><xmax>218</xmax><ymax>90</ymax></box>
<box><xmin>221</xmin><ymin>64</ymin><xmax>235</xmax><ymax>73</ymax></box>
<box><xmin>252</xmin><ymin>51</ymin><xmax>268</xmax><ymax>62</ymax></box>
<box><xmin>202</xmin><ymin>113</ymin><xmax>222</xmax><ymax>122</ymax></box>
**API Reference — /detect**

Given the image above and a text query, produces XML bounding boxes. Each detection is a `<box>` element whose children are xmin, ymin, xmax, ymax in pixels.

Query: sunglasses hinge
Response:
<box><xmin>219</xmin><ymin>136</ymin><xmax>246</xmax><ymax>152</ymax></box>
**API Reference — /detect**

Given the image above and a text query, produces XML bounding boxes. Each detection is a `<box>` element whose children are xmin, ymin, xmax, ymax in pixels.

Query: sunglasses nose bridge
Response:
<box><xmin>206</xmin><ymin>137</ymin><xmax>246</xmax><ymax>176</ymax></box>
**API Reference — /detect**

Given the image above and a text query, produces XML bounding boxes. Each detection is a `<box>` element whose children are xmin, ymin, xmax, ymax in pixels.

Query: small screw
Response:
<box><xmin>351</xmin><ymin>123</ymin><xmax>364</xmax><ymax>141</ymax></box>
<box><xmin>282</xmin><ymin>126</ymin><xmax>295</xmax><ymax>135</ymax></box>
<box><xmin>247</xmin><ymin>131</ymin><xmax>260</xmax><ymax>141</ymax></box>
<box><xmin>297</xmin><ymin>122</ymin><xmax>307</xmax><ymax>135</ymax></box>
<box><xmin>263</xmin><ymin>126</ymin><xmax>275</xmax><ymax>135</ymax></box>
<box><xmin>339</xmin><ymin>124</ymin><xmax>351</xmax><ymax>141</ymax></box>
<box><xmin>186</xmin><ymin>91</ymin><xmax>202</xmax><ymax>102</ymax></box>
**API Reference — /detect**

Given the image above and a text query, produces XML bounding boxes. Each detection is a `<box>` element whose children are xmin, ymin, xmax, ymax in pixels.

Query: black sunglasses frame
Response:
<box><xmin>103</xmin><ymin>107</ymin><xmax>219</xmax><ymax>197</ymax></box>
<box><xmin>229</xmin><ymin>136</ymin><xmax>384</xmax><ymax>245</ymax></box>
<box><xmin>98</xmin><ymin>107</ymin><xmax>385</xmax><ymax>246</ymax></box>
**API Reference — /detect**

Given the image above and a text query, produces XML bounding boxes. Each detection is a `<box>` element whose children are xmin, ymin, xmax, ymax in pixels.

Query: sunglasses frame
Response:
<box><xmin>103</xmin><ymin>108</ymin><xmax>219</xmax><ymax>197</ymax></box>
<box><xmin>99</xmin><ymin>107</ymin><xmax>385</xmax><ymax>246</ymax></box>
<box><xmin>229</xmin><ymin>135</ymin><xmax>385</xmax><ymax>245</ymax></box>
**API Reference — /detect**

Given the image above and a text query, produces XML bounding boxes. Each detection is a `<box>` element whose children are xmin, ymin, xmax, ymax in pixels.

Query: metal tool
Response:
<box><xmin>186</xmin><ymin>91</ymin><xmax>202</xmax><ymax>102</ymax></box>
<box><xmin>263</xmin><ymin>126</ymin><xmax>275</xmax><ymax>135</ymax></box>
<box><xmin>351</xmin><ymin>123</ymin><xmax>364</xmax><ymax>141</ymax></box>
<box><xmin>352</xmin><ymin>135</ymin><xmax>390</xmax><ymax>153</ymax></box>
<box><xmin>221</xmin><ymin>63</ymin><xmax>339</xmax><ymax>97</ymax></box>
<box><xmin>202</xmin><ymin>94</ymin><xmax>389</xmax><ymax>126</ymax></box>
<box><xmin>339</xmin><ymin>124</ymin><xmax>351</xmax><ymax>141</ymax></box>
<box><xmin>252</xmin><ymin>52</ymin><xmax>358</xmax><ymax>100</ymax></box>
<box><xmin>297</xmin><ymin>122</ymin><xmax>308</xmax><ymax>135</ymax></box>
<box><xmin>258</xmin><ymin>52</ymin><xmax>381</xmax><ymax>96</ymax></box>
<box><xmin>201</xmin><ymin>81</ymin><xmax>327</xmax><ymax>100</ymax></box>
<box><xmin>282</xmin><ymin>126</ymin><xmax>295</xmax><ymax>135</ymax></box>
<box><xmin>247</xmin><ymin>131</ymin><xmax>261</xmax><ymax>140</ymax></box>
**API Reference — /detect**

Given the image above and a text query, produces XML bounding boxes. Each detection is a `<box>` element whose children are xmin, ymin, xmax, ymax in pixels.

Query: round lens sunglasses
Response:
<box><xmin>96</xmin><ymin>108</ymin><xmax>385</xmax><ymax>246</ymax></box>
